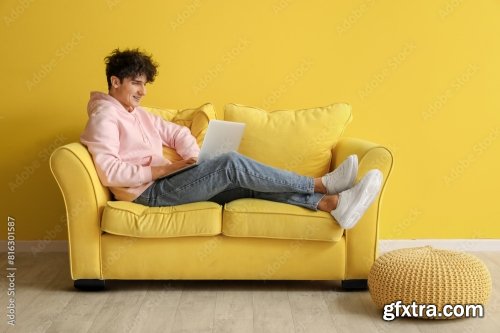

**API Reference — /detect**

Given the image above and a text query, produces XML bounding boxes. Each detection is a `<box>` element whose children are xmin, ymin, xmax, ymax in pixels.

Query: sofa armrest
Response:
<box><xmin>331</xmin><ymin>137</ymin><xmax>394</xmax><ymax>279</ymax></box>
<box><xmin>50</xmin><ymin>143</ymin><xmax>110</xmax><ymax>279</ymax></box>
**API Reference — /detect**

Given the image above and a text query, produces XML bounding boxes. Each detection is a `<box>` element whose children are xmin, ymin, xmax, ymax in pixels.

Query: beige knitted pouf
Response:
<box><xmin>368</xmin><ymin>246</ymin><xmax>491</xmax><ymax>319</ymax></box>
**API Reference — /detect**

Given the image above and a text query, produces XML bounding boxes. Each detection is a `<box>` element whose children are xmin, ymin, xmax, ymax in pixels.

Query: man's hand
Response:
<box><xmin>151</xmin><ymin>157</ymin><xmax>198</xmax><ymax>180</ymax></box>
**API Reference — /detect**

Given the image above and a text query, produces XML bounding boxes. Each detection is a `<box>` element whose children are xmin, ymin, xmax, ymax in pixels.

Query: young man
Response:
<box><xmin>80</xmin><ymin>48</ymin><xmax>383</xmax><ymax>229</ymax></box>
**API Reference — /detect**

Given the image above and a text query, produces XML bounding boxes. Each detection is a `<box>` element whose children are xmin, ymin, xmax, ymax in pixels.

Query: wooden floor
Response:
<box><xmin>0</xmin><ymin>252</ymin><xmax>498</xmax><ymax>333</ymax></box>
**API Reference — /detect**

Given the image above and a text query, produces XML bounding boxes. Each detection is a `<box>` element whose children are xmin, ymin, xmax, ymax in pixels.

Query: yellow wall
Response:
<box><xmin>1</xmin><ymin>0</ymin><xmax>499</xmax><ymax>241</ymax></box>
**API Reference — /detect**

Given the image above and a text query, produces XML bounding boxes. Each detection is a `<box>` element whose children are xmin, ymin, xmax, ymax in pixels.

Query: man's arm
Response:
<box><xmin>80</xmin><ymin>108</ymin><xmax>153</xmax><ymax>187</ymax></box>
<box><xmin>152</xmin><ymin>114</ymin><xmax>200</xmax><ymax>159</ymax></box>
<box><xmin>150</xmin><ymin>157</ymin><xmax>198</xmax><ymax>179</ymax></box>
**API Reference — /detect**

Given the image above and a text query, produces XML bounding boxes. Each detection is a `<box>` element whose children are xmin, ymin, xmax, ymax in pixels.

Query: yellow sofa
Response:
<box><xmin>49</xmin><ymin>102</ymin><xmax>393</xmax><ymax>290</ymax></box>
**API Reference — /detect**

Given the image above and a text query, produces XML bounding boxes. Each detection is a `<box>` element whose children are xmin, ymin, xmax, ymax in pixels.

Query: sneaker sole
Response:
<box><xmin>328</xmin><ymin>155</ymin><xmax>358</xmax><ymax>194</ymax></box>
<box><xmin>341</xmin><ymin>170</ymin><xmax>382</xmax><ymax>229</ymax></box>
<box><xmin>345</xmin><ymin>155</ymin><xmax>358</xmax><ymax>191</ymax></box>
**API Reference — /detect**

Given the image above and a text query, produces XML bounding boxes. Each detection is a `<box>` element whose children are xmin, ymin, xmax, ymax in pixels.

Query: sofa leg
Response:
<box><xmin>341</xmin><ymin>279</ymin><xmax>368</xmax><ymax>291</ymax></box>
<box><xmin>74</xmin><ymin>279</ymin><xmax>106</xmax><ymax>291</ymax></box>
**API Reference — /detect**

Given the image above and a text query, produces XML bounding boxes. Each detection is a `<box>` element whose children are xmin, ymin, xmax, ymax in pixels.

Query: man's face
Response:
<box><xmin>109</xmin><ymin>74</ymin><xmax>147</xmax><ymax>112</ymax></box>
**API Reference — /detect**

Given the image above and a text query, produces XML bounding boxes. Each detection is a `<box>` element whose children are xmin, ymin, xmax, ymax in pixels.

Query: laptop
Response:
<box><xmin>161</xmin><ymin>120</ymin><xmax>246</xmax><ymax>178</ymax></box>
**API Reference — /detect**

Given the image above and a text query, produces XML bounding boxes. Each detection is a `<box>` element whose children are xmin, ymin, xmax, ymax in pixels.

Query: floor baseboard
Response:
<box><xmin>379</xmin><ymin>239</ymin><xmax>500</xmax><ymax>253</ymax></box>
<box><xmin>1</xmin><ymin>239</ymin><xmax>499</xmax><ymax>253</ymax></box>
<box><xmin>1</xmin><ymin>240</ymin><xmax>68</xmax><ymax>254</ymax></box>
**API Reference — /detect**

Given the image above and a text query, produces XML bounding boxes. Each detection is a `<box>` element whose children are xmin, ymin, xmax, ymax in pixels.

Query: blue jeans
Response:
<box><xmin>133</xmin><ymin>152</ymin><xmax>324</xmax><ymax>210</ymax></box>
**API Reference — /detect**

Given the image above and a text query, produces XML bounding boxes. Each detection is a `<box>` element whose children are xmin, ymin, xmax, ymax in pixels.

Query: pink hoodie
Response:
<box><xmin>80</xmin><ymin>92</ymin><xmax>200</xmax><ymax>201</ymax></box>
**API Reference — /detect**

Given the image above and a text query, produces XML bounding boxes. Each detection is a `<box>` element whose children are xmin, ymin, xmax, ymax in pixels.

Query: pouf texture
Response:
<box><xmin>368</xmin><ymin>246</ymin><xmax>491</xmax><ymax>319</ymax></box>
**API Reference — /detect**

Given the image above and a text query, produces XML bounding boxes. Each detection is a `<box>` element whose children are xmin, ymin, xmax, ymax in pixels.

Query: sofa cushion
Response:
<box><xmin>143</xmin><ymin>103</ymin><xmax>216</xmax><ymax>162</ymax></box>
<box><xmin>224</xmin><ymin>103</ymin><xmax>352</xmax><ymax>177</ymax></box>
<box><xmin>101</xmin><ymin>201</ymin><xmax>222</xmax><ymax>238</ymax></box>
<box><xmin>222</xmin><ymin>199</ymin><xmax>344</xmax><ymax>241</ymax></box>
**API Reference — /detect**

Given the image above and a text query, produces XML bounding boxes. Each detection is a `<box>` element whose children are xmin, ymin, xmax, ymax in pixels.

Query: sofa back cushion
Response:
<box><xmin>224</xmin><ymin>103</ymin><xmax>352</xmax><ymax>177</ymax></box>
<box><xmin>143</xmin><ymin>103</ymin><xmax>216</xmax><ymax>162</ymax></box>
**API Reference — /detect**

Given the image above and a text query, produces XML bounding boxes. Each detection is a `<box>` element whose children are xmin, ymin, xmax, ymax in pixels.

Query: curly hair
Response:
<box><xmin>104</xmin><ymin>48</ymin><xmax>159</xmax><ymax>89</ymax></box>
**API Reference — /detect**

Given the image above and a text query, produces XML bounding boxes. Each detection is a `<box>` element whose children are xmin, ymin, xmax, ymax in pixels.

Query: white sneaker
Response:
<box><xmin>321</xmin><ymin>155</ymin><xmax>358</xmax><ymax>194</ymax></box>
<box><xmin>331</xmin><ymin>169</ymin><xmax>383</xmax><ymax>229</ymax></box>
